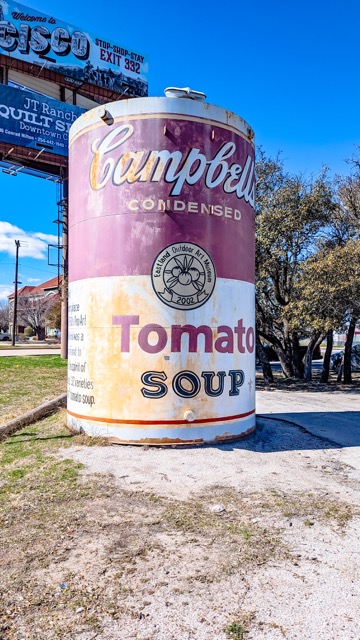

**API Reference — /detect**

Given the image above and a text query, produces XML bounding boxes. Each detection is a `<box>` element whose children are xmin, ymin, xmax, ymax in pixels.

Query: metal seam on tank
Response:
<box><xmin>70</xmin><ymin>119</ymin><xmax>254</xmax><ymax>148</ymax></box>
<box><xmin>67</xmin><ymin>209</ymin><xmax>256</xmax><ymax>228</ymax></box>
<box><xmin>70</xmin><ymin>110</ymin><xmax>254</xmax><ymax>146</ymax></box>
<box><xmin>70</xmin><ymin>97</ymin><xmax>252</xmax><ymax>133</ymax></box>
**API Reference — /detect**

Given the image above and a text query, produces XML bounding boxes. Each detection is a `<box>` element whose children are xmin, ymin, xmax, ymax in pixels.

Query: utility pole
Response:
<box><xmin>11</xmin><ymin>239</ymin><xmax>21</xmax><ymax>347</ymax></box>
<box><xmin>60</xmin><ymin>174</ymin><xmax>68</xmax><ymax>359</ymax></box>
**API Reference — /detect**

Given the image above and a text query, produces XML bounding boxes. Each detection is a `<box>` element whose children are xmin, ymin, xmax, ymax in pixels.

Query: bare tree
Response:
<box><xmin>0</xmin><ymin>301</ymin><xmax>9</xmax><ymax>332</ymax></box>
<box><xmin>17</xmin><ymin>295</ymin><xmax>55</xmax><ymax>340</ymax></box>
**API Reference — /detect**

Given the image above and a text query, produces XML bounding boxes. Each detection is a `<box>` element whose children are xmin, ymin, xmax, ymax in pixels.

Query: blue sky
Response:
<box><xmin>0</xmin><ymin>0</ymin><xmax>359</xmax><ymax>300</ymax></box>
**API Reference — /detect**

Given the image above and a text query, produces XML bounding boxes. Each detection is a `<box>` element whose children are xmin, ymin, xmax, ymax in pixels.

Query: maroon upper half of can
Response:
<box><xmin>69</xmin><ymin>115</ymin><xmax>255</xmax><ymax>284</ymax></box>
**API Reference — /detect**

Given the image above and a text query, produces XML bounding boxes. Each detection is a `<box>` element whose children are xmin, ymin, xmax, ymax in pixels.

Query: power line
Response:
<box><xmin>18</xmin><ymin>262</ymin><xmax>60</xmax><ymax>275</ymax></box>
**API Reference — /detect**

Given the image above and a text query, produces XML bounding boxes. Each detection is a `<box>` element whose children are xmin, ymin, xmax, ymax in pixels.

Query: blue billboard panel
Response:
<box><xmin>0</xmin><ymin>0</ymin><xmax>148</xmax><ymax>97</ymax></box>
<box><xmin>0</xmin><ymin>84</ymin><xmax>85</xmax><ymax>156</ymax></box>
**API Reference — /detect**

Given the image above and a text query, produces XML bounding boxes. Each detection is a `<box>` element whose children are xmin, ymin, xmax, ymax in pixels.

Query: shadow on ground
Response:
<box><xmin>256</xmin><ymin>380</ymin><xmax>360</xmax><ymax>394</ymax></box>
<box><xmin>215</xmin><ymin>412</ymin><xmax>360</xmax><ymax>453</ymax></box>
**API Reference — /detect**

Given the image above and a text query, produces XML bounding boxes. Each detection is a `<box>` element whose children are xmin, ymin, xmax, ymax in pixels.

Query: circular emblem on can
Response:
<box><xmin>151</xmin><ymin>242</ymin><xmax>216</xmax><ymax>310</ymax></box>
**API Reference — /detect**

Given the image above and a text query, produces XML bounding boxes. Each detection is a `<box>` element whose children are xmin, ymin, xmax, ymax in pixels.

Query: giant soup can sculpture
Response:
<box><xmin>67</xmin><ymin>91</ymin><xmax>256</xmax><ymax>444</ymax></box>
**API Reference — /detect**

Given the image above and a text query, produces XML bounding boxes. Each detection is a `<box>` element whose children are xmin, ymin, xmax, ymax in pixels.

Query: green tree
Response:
<box><xmin>45</xmin><ymin>296</ymin><xmax>62</xmax><ymax>331</ymax></box>
<box><xmin>317</xmin><ymin>153</ymin><xmax>360</xmax><ymax>382</ymax></box>
<box><xmin>332</xmin><ymin>174</ymin><xmax>360</xmax><ymax>245</ymax></box>
<box><xmin>289</xmin><ymin>241</ymin><xmax>360</xmax><ymax>383</ymax></box>
<box><xmin>255</xmin><ymin>150</ymin><xmax>335</xmax><ymax>378</ymax></box>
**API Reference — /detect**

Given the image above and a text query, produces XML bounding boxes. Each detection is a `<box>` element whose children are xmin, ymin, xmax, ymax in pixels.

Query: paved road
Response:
<box><xmin>0</xmin><ymin>348</ymin><xmax>61</xmax><ymax>357</ymax></box>
<box><xmin>257</xmin><ymin>390</ymin><xmax>360</xmax><ymax>448</ymax></box>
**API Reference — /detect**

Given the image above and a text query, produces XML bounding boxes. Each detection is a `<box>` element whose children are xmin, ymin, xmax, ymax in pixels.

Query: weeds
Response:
<box><xmin>266</xmin><ymin>489</ymin><xmax>355</xmax><ymax>530</ymax></box>
<box><xmin>225</xmin><ymin>622</ymin><xmax>247</xmax><ymax>639</ymax></box>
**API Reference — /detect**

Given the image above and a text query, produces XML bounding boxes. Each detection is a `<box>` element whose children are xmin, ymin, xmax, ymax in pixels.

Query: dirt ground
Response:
<box><xmin>1</xmin><ymin>400</ymin><xmax>360</xmax><ymax>639</ymax></box>
<box><xmin>60</xmin><ymin>415</ymin><xmax>360</xmax><ymax>640</ymax></box>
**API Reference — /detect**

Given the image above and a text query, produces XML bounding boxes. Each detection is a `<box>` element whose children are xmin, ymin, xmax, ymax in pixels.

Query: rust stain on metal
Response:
<box><xmin>89</xmin><ymin>149</ymin><xmax>100</xmax><ymax>189</ymax></box>
<box><xmin>108</xmin><ymin>436</ymin><xmax>205</xmax><ymax>447</ymax></box>
<box><xmin>105</xmin><ymin>428</ymin><xmax>256</xmax><ymax>447</ymax></box>
<box><xmin>214</xmin><ymin>425</ymin><xmax>256</xmax><ymax>442</ymax></box>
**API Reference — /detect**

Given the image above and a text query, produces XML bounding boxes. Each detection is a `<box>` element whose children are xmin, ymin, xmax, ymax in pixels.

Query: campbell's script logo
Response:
<box><xmin>90</xmin><ymin>123</ymin><xmax>255</xmax><ymax>206</ymax></box>
<box><xmin>151</xmin><ymin>242</ymin><xmax>216</xmax><ymax>310</ymax></box>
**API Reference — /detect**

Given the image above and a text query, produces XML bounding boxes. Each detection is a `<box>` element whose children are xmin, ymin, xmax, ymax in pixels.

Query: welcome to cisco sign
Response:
<box><xmin>0</xmin><ymin>0</ymin><xmax>148</xmax><ymax>95</ymax></box>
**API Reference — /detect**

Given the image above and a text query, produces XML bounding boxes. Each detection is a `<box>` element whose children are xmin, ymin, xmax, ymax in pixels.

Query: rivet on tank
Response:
<box><xmin>67</xmin><ymin>87</ymin><xmax>256</xmax><ymax>445</ymax></box>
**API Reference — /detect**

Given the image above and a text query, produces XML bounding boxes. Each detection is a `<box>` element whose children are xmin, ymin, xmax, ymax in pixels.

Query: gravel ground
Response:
<box><xmin>60</xmin><ymin>414</ymin><xmax>360</xmax><ymax>640</ymax></box>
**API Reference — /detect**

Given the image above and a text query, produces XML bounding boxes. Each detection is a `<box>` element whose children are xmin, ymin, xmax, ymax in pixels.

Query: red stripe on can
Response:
<box><xmin>67</xmin><ymin>408</ymin><xmax>256</xmax><ymax>426</ymax></box>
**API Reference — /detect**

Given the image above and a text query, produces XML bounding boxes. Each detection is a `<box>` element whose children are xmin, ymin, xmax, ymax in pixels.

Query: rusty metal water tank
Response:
<box><xmin>67</xmin><ymin>89</ymin><xmax>256</xmax><ymax>444</ymax></box>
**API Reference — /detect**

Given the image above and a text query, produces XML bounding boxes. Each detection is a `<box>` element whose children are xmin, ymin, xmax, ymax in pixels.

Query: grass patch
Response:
<box><xmin>225</xmin><ymin>612</ymin><xmax>255</xmax><ymax>639</ymax></box>
<box><xmin>225</xmin><ymin>622</ymin><xmax>247</xmax><ymax>639</ymax></box>
<box><xmin>162</xmin><ymin>487</ymin><xmax>287</xmax><ymax>574</ymax></box>
<box><xmin>0</xmin><ymin>413</ymin><xmax>114</xmax><ymax>637</ymax></box>
<box><xmin>265</xmin><ymin>488</ymin><xmax>355</xmax><ymax>529</ymax></box>
<box><xmin>225</xmin><ymin>622</ymin><xmax>246</xmax><ymax>640</ymax></box>
<box><xmin>0</xmin><ymin>355</ymin><xmax>66</xmax><ymax>370</ymax></box>
<box><xmin>0</xmin><ymin>355</ymin><xmax>67</xmax><ymax>423</ymax></box>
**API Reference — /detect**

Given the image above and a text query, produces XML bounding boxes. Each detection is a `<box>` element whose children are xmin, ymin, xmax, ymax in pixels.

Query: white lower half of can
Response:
<box><xmin>67</xmin><ymin>276</ymin><xmax>256</xmax><ymax>444</ymax></box>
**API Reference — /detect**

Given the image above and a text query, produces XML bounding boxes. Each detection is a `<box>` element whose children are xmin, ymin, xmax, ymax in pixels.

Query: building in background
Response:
<box><xmin>333</xmin><ymin>329</ymin><xmax>360</xmax><ymax>346</ymax></box>
<box><xmin>8</xmin><ymin>276</ymin><xmax>62</xmax><ymax>340</ymax></box>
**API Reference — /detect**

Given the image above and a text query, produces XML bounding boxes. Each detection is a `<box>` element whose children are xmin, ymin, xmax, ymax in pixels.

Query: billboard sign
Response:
<box><xmin>0</xmin><ymin>83</ymin><xmax>85</xmax><ymax>156</ymax></box>
<box><xmin>0</xmin><ymin>0</ymin><xmax>148</xmax><ymax>96</ymax></box>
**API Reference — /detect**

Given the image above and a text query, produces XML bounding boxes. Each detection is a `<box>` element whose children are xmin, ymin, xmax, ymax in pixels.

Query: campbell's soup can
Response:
<box><xmin>67</xmin><ymin>94</ymin><xmax>256</xmax><ymax>444</ymax></box>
